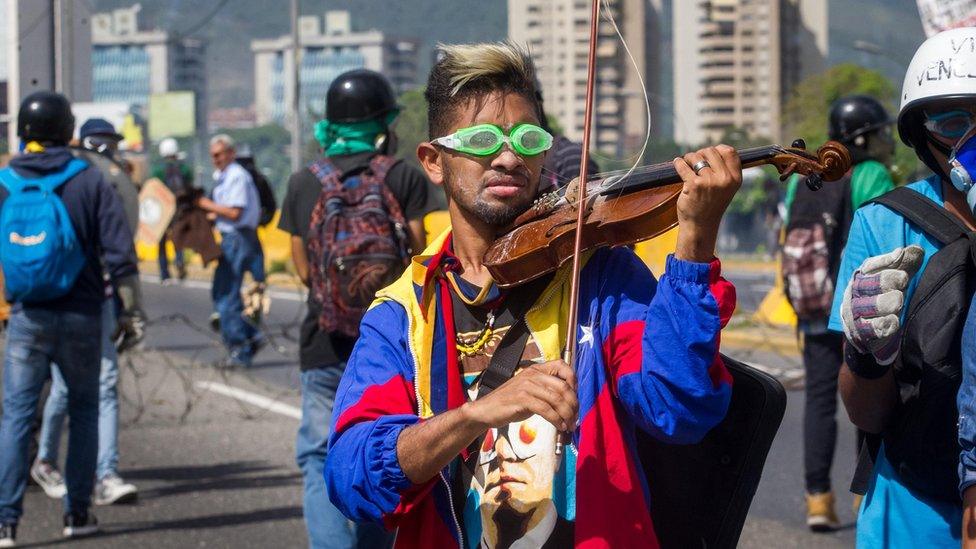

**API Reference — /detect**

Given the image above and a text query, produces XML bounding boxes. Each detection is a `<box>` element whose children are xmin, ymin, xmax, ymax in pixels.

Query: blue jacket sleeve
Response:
<box><xmin>598</xmin><ymin>251</ymin><xmax>733</xmax><ymax>444</ymax></box>
<box><xmin>325</xmin><ymin>301</ymin><xmax>431</xmax><ymax>525</ymax></box>
<box><xmin>958</xmin><ymin>295</ymin><xmax>976</xmax><ymax>495</ymax></box>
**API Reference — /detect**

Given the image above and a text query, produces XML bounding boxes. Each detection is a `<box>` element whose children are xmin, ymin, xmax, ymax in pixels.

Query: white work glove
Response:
<box><xmin>840</xmin><ymin>245</ymin><xmax>924</xmax><ymax>365</ymax></box>
<box><xmin>242</xmin><ymin>282</ymin><xmax>270</xmax><ymax>324</ymax></box>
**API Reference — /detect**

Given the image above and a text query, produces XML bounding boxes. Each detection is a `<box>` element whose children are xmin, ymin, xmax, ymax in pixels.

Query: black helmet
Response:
<box><xmin>17</xmin><ymin>91</ymin><xmax>74</xmax><ymax>145</ymax></box>
<box><xmin>828</xmin><ymin>95</ymin><xmax>892</xmax><ymax>145</ymax></box>
<box><xmin>326</xmin><ymin>69</ymin><xmax>398</xmax><ymax>123</ymax></box>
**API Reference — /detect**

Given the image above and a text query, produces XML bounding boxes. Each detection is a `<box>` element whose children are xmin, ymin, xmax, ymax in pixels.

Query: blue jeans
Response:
<box><xmin>37</xmin><ymin>300</ymin><xmax>119</xmax><ymax>480</ymax></box>
<box><xmin>0</xmin><ymin>308</ymin><xmax>101</xmax><ymax>524</ymax></box>
<box><xmin>158</xmin><ymin>235</ymin><xmax>185</xmax><ymax>280</ymax></box>
<box><xmin>249</xmin><ymin>239</ymin><xmax>266</xmax><ymax>284</ymax></box>
<box><xmin>297</xmin><ymin>367</ymin><xmax>391</xmax><ymax>549</ymax></box>
<box><xmin>212</xmin><ymin>229</ymin><xmax>263</xmax><ymax>365</ymax></box>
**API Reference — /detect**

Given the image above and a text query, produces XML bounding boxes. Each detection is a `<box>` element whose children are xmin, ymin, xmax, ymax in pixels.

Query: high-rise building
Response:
<box><xmin>645</xmin><ymin>0</ymin><xmax>675</xmax><ymax>143</ymax></box>
<box><xmin>508</xmin><ymin>0</ymin><xmax>664</xmax><ymax>157</ymax></box>
<box><xmin>90</xmin><ymin>4</ymin><xmax>207</xmax><ymax>134</ymax></box>
<box><xmin>251</xmin><ymin>10</ymin><xmax>419</xmax><ymax>127</ymax></box>
<box><xmin>673</xmin><ymin>0</ymin><xmax>827</xmax><ymax>145</ymax></box>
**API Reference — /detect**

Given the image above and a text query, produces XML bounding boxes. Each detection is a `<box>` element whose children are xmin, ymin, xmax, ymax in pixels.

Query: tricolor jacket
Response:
<box><xmin>326</xmin><ymin>230</ymin><xmax>735</xmax><ymax>548</ymax></box>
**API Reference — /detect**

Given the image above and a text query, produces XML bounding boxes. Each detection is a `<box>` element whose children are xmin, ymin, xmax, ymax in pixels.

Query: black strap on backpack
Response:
<box><xmin>851</xmin><ymin>186</ymin><xmax>974</xmax><ymax>500</ymax></box>
<box><xmin>477</xmin><ymin>273</ymin><xmax>555</xmax><ymax>399</ymax></box>
<box><xmin>870</xmin><ymin>186</ymin><xmax>969</xmax><ymax>245</ymax></box>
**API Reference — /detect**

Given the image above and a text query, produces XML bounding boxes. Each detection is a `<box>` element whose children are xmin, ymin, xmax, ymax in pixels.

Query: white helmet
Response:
<box><xmin>898</xmin><ymin>27</ymin><xmax>976</xmax><ymax>177</ymax></box>
<box><xmin>158</xmin><ymin>137</ymin><xmax>179</xmax><ymax>158</ymax></box>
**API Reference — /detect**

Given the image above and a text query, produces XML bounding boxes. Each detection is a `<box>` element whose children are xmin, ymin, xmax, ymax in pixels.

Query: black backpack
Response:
<box><xmin>240</xmin><ymin>161</ymin><xmax>277</xmax><ymax>227</ymax></box>
<box><xmin>781</xmin><ymin>174</ymin><xmax>852</xmax><ymax>319</ymax></box>
<box><xmin>863</xmin><ymin>187</ymin><xmax>976</xmax><ymax>502</ymax></box>
<box><xmin>163</xmin><ymin>161</ymin><xmax>191</xmax><ymax>197</ymax></box>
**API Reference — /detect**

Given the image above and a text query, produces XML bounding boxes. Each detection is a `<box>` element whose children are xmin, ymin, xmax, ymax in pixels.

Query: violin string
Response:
<box><xmin>550</xmin><ymin>143</ymin><xmax>784</xmax><ymax>212</ymax></box>
<box><xmin>600</xmin><ymin>0</ymin><xmax>651</xmax><ymax>192</ymax></box>
<box><xmin>539</xmin><ymin>166</ymin><xmax>576</xmax><ymax>188</ymax></box>
<box><xmin>547</xmin><ymin>161</ymin><xmax>680</xmax><ymax>213</ymax></box>
<box><xmin>532</xmin><ymin>0</ymin><xmax>655</xmax><ymax>214</ymax></box>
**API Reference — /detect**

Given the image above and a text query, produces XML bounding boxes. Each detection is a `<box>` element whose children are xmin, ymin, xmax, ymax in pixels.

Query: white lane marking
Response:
<box><xmin>195</xmin><ymin>381</ymin><xmax>301</xmax><ymax>420</ymax></box>
<box><xmin>141</xmin><ymin>274</ymin><xmax>305</xmax><ymax>302</ymax></box>
<box><xmin>743</xmin><ymin>361</ymin><xmax>805</xmax><ymax>383</ymax></box>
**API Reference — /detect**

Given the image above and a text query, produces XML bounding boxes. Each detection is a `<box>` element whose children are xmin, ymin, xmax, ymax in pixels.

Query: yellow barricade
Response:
<box><xmin>137</xmin><ymin>211</ymin><xmax>295</xmax><ymax>267</ymax></box>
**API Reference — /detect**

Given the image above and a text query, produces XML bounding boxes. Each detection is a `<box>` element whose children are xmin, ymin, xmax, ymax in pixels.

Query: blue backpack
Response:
<box><xmin>0</xmin><ymin>158</ymin><xmax>88</xmax><ymax>303</ymax></box>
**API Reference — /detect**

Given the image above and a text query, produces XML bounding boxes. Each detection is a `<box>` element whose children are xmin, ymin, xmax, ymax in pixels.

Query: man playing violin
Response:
<box><xmin>325</xmin><ymin>42</ymin><xmax>742</xmax><ymax>548</ymax></box>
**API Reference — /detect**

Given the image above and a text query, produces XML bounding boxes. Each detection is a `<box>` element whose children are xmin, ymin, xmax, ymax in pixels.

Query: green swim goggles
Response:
<box><xmin>432</xmin><ymin>123</ymin><xmax>554</xmax><ymax>157</ymax></box>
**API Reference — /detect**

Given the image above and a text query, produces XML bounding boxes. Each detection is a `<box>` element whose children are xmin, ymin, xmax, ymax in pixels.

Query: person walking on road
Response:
<box><xmin>277</xmin><ymin>68</ymin><xmax>429</xmax><ymax>549</ymax></box>
<box><xmin>153</xmin><ymin>137</ymin><xmax>195</xmax><ymax>284</ymax></box>
<box><xmin>781</xmin><ymin>95</ymin><xmax>895</xmax><ymax>531</ymax></box>
<box><xmin>30</xmin><ymin>118</ymin><xmax>141</xmax><ymax>509</ymax></box>
<box><xmin>196</xmin><ymin>134</ymin><xmax>265</xmax><ymax>368</ymax></box>
<box><xmin>0</xmin><ymin>92</ymin><xmax>145</xmax><ymax>546</ymax></box>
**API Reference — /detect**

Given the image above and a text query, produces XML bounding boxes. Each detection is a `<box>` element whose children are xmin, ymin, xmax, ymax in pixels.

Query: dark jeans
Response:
<box><xmin>212</xmin><ymin>229</ymin><xmax>264</xmax><ymax>365</ymax></box>
<box><xmin>0</xmin><ymin>308</ymin><xmax>101</xmax><ymax>524</ymax></box>
<box><xmin>158</xmin><ymin>235</ymin><xmax>185</xmax><ymax>280</ymax></box>
<box><xmin>803</xmin><ymin>330</ymin><xmax>844</xmax><ymax>494</ymax></box>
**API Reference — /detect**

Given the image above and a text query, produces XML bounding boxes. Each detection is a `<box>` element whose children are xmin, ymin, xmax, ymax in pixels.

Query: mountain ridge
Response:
<box><xmin>92</xmin><ymin>0</ymin><xmax>508</xmax><ymax>109</ymax></box>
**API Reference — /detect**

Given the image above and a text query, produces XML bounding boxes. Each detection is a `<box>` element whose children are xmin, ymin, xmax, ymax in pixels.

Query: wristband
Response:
<box><xmin>844</xmin><ymin>342</ymin><xmax>890</xmax><ymax>379</ymax></box>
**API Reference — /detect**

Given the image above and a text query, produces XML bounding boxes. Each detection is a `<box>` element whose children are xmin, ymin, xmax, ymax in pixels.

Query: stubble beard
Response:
<box><xmin>443</xmin><ymin>162</ymin><xmax>534</xmax><ymax>228</ymax></box>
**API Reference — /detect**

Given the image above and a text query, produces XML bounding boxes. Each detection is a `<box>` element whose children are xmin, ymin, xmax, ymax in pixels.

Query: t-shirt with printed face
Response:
<box><xmin>447</xmin><ymin>272</ymin><xmax>574</xmax><ymax>549</ymax></box>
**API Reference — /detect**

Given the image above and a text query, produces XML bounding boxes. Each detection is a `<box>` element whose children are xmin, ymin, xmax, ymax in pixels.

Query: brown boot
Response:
<box><xmin>806</xmin><ymin>491</ymin><xmax>840</xmax><ymax>532</ymax></box>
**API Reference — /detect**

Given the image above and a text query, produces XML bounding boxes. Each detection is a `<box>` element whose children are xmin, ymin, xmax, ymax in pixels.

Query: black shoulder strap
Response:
<box><xmin>869</xmin><ymin>187</ymin><xmax>969</xmax><ymax>246</ymax></box>
<box><xmin>477</xmin><ymin>273</ymin><xmax>555</xmax><ymax>399</ymax></box>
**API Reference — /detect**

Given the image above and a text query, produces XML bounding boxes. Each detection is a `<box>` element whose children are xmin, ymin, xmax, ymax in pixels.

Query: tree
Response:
<box><xmin>217</xmin><ymin>124</ymin><xmax>291</xmax><ymax>196</ymax></box>
<box><xmin>714</xmin><ymin>127</ymin><xmax>776</xmax><ymax>215</ymax></box>
<box><xmin>393</xmin><ymin>88</ymin><xmax>429</xmax><ymax>169</ymax></box>
<box><xmin>783</xmin><ymin>63</ymin><xmax>918</xmax><ymax>183</ymax></box>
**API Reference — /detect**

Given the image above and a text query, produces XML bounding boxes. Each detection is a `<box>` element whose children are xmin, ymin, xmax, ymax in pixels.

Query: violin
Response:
<box><xmin>484</xmin><ymin>139</ymin><xmax>852</xmax><ymax>288</ymax></box>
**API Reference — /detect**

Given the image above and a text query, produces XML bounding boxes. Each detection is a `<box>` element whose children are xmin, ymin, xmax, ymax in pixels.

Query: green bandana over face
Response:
<box><xmin>314</xmin><ymin>110</ymin><xmax>399</xmax><ymax>156</ymax></box>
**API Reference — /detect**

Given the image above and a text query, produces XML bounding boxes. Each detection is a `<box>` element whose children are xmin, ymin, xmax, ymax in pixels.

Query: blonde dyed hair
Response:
<box><xmin>425</xmin><ymin>41</ymin><xmax>542</xmax><ymax>138</ymax></box>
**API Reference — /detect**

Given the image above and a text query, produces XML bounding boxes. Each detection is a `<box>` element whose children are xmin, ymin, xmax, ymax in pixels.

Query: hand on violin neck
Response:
<box><xmin>672</xmin><ymin>145</ymin><xmax>742</xmax><ymax>263</ymax></box>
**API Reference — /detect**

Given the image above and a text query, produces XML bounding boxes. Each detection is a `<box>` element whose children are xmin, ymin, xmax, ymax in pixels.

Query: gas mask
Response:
<box><xmin>948</xmin><ymin>127</ymin><xmax>976</xmax><ymax>214</ymax></box>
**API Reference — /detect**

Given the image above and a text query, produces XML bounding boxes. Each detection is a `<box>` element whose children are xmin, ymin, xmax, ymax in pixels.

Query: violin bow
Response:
<box><xmin>557</xmin><ymin>0</ymin><xmax>601</xmax><ymax>454</ymax></box>
<box><xmin>563</xmin><ymin>0</ymin><xmax>600</xmax><ymax>368</ymax></box>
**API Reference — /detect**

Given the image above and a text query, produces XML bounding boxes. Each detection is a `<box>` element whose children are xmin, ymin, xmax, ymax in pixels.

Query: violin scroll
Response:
<box><xmin>815</xmin><ymin>140</ymin><xmax>853</xmax><ymax>182</ymax></box>
<box><xmin>766</xmin><ymin>139</ymin><xmax>852</xmax><ymax>186</ymax></box>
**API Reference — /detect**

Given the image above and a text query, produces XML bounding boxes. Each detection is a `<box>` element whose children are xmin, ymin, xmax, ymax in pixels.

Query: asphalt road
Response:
<box><xmin>6</xmin><ymin>269</ymin><xmax>859</xmax><ymax>547</ymax></box>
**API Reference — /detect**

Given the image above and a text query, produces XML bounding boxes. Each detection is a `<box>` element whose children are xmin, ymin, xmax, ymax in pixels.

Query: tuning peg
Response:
<box><xmin>805</xmin><ymin>173</ymin><xmax>824</xmax><ymax>191</ymax></box>
<box><xmin>791</xmin><ymin>139</ymin><xmax>806</xmax><ymax>150</ymax></box>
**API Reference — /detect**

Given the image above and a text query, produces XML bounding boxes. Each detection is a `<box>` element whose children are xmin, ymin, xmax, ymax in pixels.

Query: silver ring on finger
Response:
<box><xmin>691</xmin><ymin>159</ymin><xmax>711</xmax><ymax>175</ymax></box>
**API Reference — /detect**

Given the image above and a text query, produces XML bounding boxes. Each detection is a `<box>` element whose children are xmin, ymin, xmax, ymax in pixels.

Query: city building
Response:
<box><xmin>90</xmin><ymin>4</ymin><xmax>207</xmax><ymax>136</ymax></box>
<box><xmin>507</xmin><ymin>0</ymin><xmax>665</xmax><ymax>156</ymax></box>
<box><xmin>671</xmin><ymin>0</ymin><xmax>931</xmax><ymax>146</ymax></box>
<box><xmin>672</xmin><ymin>0</ymin><xmax>828</xmax><ymax>145</ymax></box>
<box><xmin>251</xmin><ymin>10</ymin><xmax>419</xmax><ymax>127</ymax></box>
